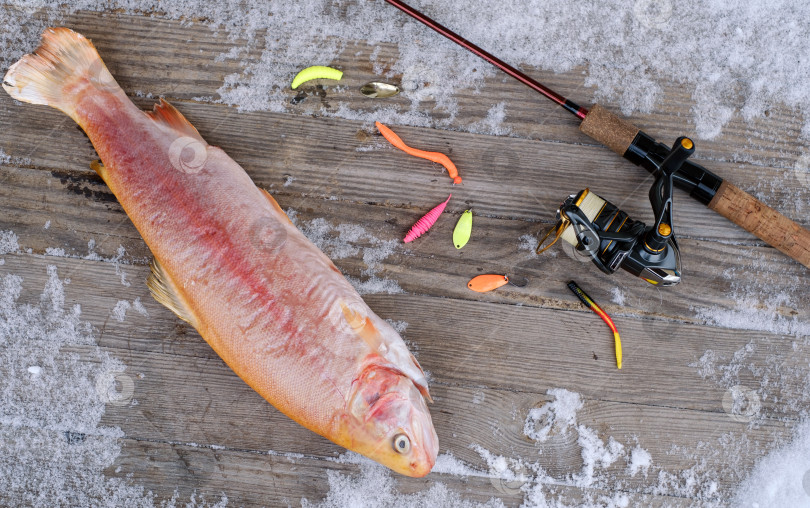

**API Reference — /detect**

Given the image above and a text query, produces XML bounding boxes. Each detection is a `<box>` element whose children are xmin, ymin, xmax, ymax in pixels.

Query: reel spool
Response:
<box><xmin>537</xmin><ymin>137</ymin><xmax>695</xmax><ymax>286</ymax></box>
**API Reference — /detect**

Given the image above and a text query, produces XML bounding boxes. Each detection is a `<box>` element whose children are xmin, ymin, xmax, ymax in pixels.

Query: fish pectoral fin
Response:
<box><xmin>340</xmin><ymin>302</ymin><xmax>434</xmax><ymax>403</ymax></box>
<box><xmin>259</xmin><ymin>188</ymin><xmax>294</xmax><ymax>226</ymax></box>
<box><xmin>147</xmin><ymin>258</ymin><xmax>199</xmax><ymax>328</ymax></box>
<box><xmin>146</xmin><ymin>98</ymin><xmax>206</xmax><ymax>143</ymax></box>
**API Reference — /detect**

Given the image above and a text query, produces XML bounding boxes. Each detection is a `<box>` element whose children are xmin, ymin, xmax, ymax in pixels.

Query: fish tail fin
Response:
<box><xmin>2</xmin><ymin>28</ymin><xmax>120</xmax><ymax>115</ymax></box>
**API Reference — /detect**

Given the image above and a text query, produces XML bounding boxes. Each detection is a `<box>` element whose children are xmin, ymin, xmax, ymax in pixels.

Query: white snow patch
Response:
<box><xmin>0</xmin><ymin>265</ymin><xmax>228</xmax><ymax>506</ymax></box>
<box><xmin>468</xmin><ymin>102</ymin><xmax>511</xmax><ymax>136</ymax></box>
<box><xmin>0</xmin><ymin>230</ymin><xmax>20</xmax><ymax>255</ymax></box>
<box><xmin>627</xmin><ymin>447</ymin><xmax>652</xmax><ymax>478</ymax></box>
<box><xmin>111</xmin><ymin>300</ymin><xmax>130</xmax><ymax>322</ymax></box>
<box><xmin>131</xmin><ymin>297</ymin><xmax>149</xmax><ymax>317</ymax></box>
<box><xmin>610</xmin><ymin>287</ymin><xmax>626</xmax><ymax>306</ymax></box>
<box><xmin>301</xmin><ymin>456</ymin><xmax>505</xmax><ymax>508</ymax></box>
<box><xmin>518</xmin><ymin>234</ymin><xmax>539</xmax><ymax>257</ymax></box>
<box><xmin>0</xmin><ymin>266</ymin><xmax>151</xmax><ymax>504</ymax></box>
<box><xmin>573</xmin><ymin>426</ymin><xmax>625</xmax><ymax>487</ymax></box>
<box><xmin>731</xmin><ymin>420</ymin><xmax>810</xmax><ymax>508</ymax></box>
<box><xmin>524</xmin><ymin>388</ymin><xmax>583</xmax><ymax>442</ymax></box>
<box><xmin>695</xmin><ymin>301</ymin><xmax>810</xmax><ymax>337</ymax></box>
<box><xmin>291</xmin><ymin>215</ymin><xmax>403</xmax><ymax>295</ymax></box>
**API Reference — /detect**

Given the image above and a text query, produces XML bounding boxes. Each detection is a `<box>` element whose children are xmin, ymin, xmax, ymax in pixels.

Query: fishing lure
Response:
<box><xmin>404</xmin><ymin>195</ymin><xmax>451</xmax><ymax>243</ymax></box>
<box><xmin>291</xmin><ymin>66</ymin><xmax>343</xmax><ymax>89</ymax></box>
<box><xmin>467</xmin><ymin>274</ymin><xmax>528</xmax><ymax>292</ymax></box>
<box><xmin>376</xmin><ymin>121</ymin><xmax>462</xmax><ymax>184</ymax></box>
<box><xmin>453</xmin><ymin>209</ymin><xmax>473</xmax><ymax>249</ymax></box>
<box><xmin>360</xmin><ymin>82</ymin><xmax>401</xmax><ymax>98</ymax></box>
<box><xmin>567</xmin><ymin>281</ymin><xmax>622</xmax><ymax>369</ymax></box>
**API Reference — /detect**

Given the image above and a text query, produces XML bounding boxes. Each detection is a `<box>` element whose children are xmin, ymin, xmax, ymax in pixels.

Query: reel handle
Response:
<box><xmin>580</xmin><ymin>104</ymin><xmax>810</xmax><ymax>269</ymax></box>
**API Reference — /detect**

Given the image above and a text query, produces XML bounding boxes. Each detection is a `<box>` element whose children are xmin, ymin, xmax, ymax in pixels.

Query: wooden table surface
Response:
<box><xmin>1</xmin><ymin>7</ymin><xmax>809</xmax><ymax>507</ymax></box>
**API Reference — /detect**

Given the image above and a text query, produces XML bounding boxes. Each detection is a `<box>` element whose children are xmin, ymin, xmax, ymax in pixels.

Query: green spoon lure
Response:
<box><xmin>453</xmin><ymin>209</ymin><xmax>473</xmax><ymax>249</ymax></box>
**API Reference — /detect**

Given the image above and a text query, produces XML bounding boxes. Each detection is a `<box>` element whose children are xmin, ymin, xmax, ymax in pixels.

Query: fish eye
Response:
<box><xmin>392</xmin><ymin>433</ymin><xmax>411</xmax><ymax>454</ymax></box>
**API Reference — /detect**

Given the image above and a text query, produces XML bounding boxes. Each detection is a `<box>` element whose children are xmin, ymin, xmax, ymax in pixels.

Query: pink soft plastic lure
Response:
<box><xmin>404</xmin><ymin>195</ymin><xmax>451</xmax><ymax>243</ymax></box>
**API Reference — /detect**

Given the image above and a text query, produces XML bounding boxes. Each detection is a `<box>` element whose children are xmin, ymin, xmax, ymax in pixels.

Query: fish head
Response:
<box><xmin>342</xmin><ymin>363</ymin><xmax>438</xmax><ymax>477</ymax></box>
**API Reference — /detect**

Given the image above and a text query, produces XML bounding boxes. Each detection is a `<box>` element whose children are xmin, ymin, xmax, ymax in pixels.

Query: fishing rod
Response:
<box><xmin>384</xmin><ymin>0</ymin><xmax>810</xmax><ymax>276</ymax></box>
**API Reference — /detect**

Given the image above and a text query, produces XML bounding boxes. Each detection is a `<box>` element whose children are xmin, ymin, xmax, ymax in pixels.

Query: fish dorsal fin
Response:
<box><xmin>146</xmin><ymin>98</ymin><xmax>205</xmax><ymax>142</ymax></box>
<box><xmin>260</xmin><ymin>188</ymin><xmax>294</xmax><ymax>226</ymax></box>
<box><xmin>147</xmin><ymin>258</ymin><xmax>198</xmax><ymax>328</ymax></box>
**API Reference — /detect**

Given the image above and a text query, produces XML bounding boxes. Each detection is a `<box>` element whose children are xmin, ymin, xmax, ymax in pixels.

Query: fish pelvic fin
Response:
<box><xmin>2</xmin><ymin>28</ymin><xmax>120</xmax><ymax>115</ymax></box>
<box><xmin>89</xmin><ymin>160</ymin><xmax>108</xmax><ymax>179</ymax></box>
<box><xmin>146</xmin><ymin>98</ymin><xmax>206</xmax><ymax>143</ymax></box>
<box><xmin>147</xmin><ymin>258</ymin><xmax>199</xmax><ymax>328</ymax></box>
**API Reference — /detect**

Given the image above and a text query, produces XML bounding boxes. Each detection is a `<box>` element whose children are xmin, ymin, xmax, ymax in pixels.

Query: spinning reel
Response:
<box><xmin>537</xmin><ymin>137</ymin><xmax>695</xmax><ymax>286</ymax></box>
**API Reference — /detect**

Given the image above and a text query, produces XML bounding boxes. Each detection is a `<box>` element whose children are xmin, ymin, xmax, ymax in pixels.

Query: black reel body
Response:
<box><xmin>538</xmin><ymin>137</ymin><xmax>695</xmax><ymax>286</ymax></box>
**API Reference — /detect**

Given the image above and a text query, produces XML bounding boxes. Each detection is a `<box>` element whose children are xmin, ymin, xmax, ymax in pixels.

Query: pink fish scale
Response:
<box><xmin>404</xmin><ymin>194</ymin><xmax>452</xmax><ymax>243</ymax></box>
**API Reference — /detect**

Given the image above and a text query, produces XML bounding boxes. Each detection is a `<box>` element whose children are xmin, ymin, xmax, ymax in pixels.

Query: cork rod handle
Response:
<box><xmin>579</xmin><ymin>104</ymin><xmax>639</xmax><ymax>156</ymax></box>
<box><xmin>708</xmin><ymin>182</ymin><xmax>810</xmax><ymax>268</ymax></box>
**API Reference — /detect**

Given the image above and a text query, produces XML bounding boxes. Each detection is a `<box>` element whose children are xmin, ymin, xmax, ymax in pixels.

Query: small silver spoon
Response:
<box><xmin>359</xmin><ymin>81</ymin><xmax>401</xmax><ymax>98</ymax></box>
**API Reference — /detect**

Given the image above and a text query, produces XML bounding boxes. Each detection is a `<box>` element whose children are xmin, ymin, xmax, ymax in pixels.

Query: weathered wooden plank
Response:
<box><xmin>1</xmin><ymin>11</ymin><xmax>807</xmax><ymax>243</ymax></box>
<box><xmin>2</xmin><ymin>96</ymin><xmax>807</xmax><ymax>247</ymax></box>
<box><xmin>19</xmin><ymin>8</ymin><xmax>807</xmax><ymax>174</ymax></box>
<box><xmin>96</xmin><ymin>350</ymin><xmax>789</xmax><ymax>493</ymax></box>
<box><xmin>1</xmin><ymin>252</ymin><xmax>804</xmax><ymax>424</ymax></box>
<box><xmin>2</xmin><ymin>165</ymin><xmax>807</xmax><ymax>333</ymax></box>
<box><xmin>104</xmin><ymin>437</ymin><xmax>703</xmax><ymax>507</ymax></box>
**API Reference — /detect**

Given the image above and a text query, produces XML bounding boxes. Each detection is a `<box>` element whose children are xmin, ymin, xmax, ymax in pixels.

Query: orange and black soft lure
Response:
<box><xmin>567</xmin><ymin>280</ymin><xmax>622</xmax><ymax>369</ymax></box>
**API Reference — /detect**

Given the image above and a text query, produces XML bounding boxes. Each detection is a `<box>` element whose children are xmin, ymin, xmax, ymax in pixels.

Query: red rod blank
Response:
<box><xmin>383</xmin><ymin>0</ymin><xmax>589</xmax><ymax>120</ymax></box>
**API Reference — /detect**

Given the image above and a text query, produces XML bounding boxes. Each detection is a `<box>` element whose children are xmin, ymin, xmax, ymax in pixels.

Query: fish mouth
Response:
<box><xmin>401</xmin><ymin>382</ymin><xmax>438</xmax><ymax>477</ymax></box>
<box><xmin>409</xmin><ymin>411</ymin><xmax>439</xmax><ymax>477</ymax></box>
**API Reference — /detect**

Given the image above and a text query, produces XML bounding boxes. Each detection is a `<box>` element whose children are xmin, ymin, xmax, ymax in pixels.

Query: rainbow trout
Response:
<box><xmin>3</xmin><ymin>28</ymin><xmax>438</xmax><ymax>476</ymax></box>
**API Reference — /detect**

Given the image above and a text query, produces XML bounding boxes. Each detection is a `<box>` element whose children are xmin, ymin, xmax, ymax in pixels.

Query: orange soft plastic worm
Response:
<box><xmin>376</xmin><ymin>121</ymin><xmax>462</xmax><ymax>184</ymax></box>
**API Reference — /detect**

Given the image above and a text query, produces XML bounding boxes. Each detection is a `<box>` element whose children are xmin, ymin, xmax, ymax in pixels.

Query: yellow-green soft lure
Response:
<box><xmin>291</xmin><ymin>66</ymin><xmax>343</xmax><ymax>89</ymax></box>
<box><xmin>453</xmin><ymin>210</ymin><xmax>473</xmax><ymax>249</ymax></box>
